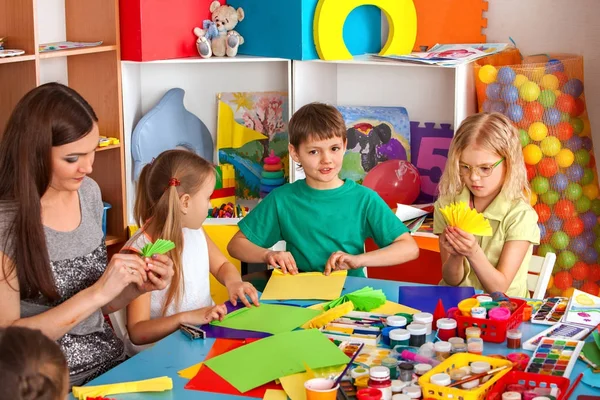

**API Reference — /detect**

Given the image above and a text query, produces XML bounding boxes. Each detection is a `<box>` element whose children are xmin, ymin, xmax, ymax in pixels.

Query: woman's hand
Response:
<box><xmin>137</xmin><ymin>254</ymin><xmax>175</xmax><ymax>294</ymax></box>
<box><xmin>226</xmin><ymin>281</ymin><xmax>260</xmax><ymax>307</ymax></box>
<box><xmin>93</xmin><ymin>254</ymin><xmax>148</xmax><ymax>304</ymax></box>
<box><xmin>324</xmin><ymin>251</ymin><xmax>361</xmax><ymax>275</ymax></box>
<box><xmin>444</xmin><ymin>227</ymin><xmax>480</xmax><ymax>258</ymax></box>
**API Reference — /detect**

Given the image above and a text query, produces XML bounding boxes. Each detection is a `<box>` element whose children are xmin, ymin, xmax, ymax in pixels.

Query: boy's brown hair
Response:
<box><xmin>288</xmin><ymin>102</ymin><xmax>347</xmax><ymax>148</ymax></box>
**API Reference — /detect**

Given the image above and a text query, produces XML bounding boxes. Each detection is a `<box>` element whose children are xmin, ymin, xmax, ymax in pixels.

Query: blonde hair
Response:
<box><xmin>437</xmin><ymin>112</ymin><xmax>530</xmax><ymax>203</ymax></box>
<box><xmin>134</xmin><ymin>150</ymin><xmax>215</xmax><ymax>315</ymax></box>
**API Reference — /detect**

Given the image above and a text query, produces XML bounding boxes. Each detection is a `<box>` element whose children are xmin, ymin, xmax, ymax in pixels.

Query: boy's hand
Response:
<box><xmin>264</xmin><ymin>251</ymin><xmax>298</xmax><ymax>274</ymax></box>
<box><xmin>226</xmin><ymin>281</ymin><xmax>260</xmax><ymax>307</ymax></box>
<box><xmin>444</xmin><ymin>227</ymin><xmax>479</xmax><ymax>257</ymax></box>
<box><xmin>324</xmin><ymin>251</ymin><xmax>361</xmax><ymax>275</ymax></box>
<box><xmin>185</xmin><ymin>304</ymin><xmax>228</xmax><ymax>325</ymax></box>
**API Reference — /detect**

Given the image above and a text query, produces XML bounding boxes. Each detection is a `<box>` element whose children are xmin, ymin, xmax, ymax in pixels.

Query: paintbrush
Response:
<box><xmin>447</xmin><ymin>366</ymin><xmax>508</xmax><ymax>388</ymax></box>
<box><xmin>578</xmin><ymin>353</ymin><xmax>600</xmax><ymax>373</ymax></box>
<box><xmin>580</xmin><ymin>322</ymin><xmax>600</xmax><ymax>341</ymax></box>
<box><xmin>563</xmin><ymin>372</ymin><xmax>584</xmax><ymax>400</ymax></box>
<box><xmin>332</xmin><ymin>343</ymin><xmax>365</xmax><ymax>387</ymax></box>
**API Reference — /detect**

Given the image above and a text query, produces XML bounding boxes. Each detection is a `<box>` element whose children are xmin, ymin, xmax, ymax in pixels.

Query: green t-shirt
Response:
<box><xmin>238</xmin><ymin>179</ymin><xmax>409</xmax><ymax>277</ymax></box>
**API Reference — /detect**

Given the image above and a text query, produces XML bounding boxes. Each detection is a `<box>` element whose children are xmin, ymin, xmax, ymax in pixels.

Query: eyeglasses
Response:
<box><xmin>459</xmin><ymin>158</ymin><xmax>504</xmax><ymax>177</ymax></box>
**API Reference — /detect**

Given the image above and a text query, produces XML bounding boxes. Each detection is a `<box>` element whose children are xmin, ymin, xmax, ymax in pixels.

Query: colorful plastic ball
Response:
<box><xmin>546</xmin><ymin>59</ymin><xmax>565</xmax><ymax>73</ymax></box>
<box><xmin>561</xmin><ymin>112</ymin><xmax>571</xmax><ymax>122</ymax></box>
<box><xmin>594</xmin><ymin>224</ymin><xmax>600</xmax><ymax>238</ymax></box>
<box><xmin>553</xmin><ymin>71</ymin><xmax>569</xmax><ymax>87</ymax></box>
<box><xmin>558</xmin><ymin>251</ymin><xmax>578</xmax><ymax>269</ymax></box>
<box><xmin>490</xmin><ymin>101</ymin><xmax>506</xmax><ymax>114</ymax></box>
<box><xmin>575</xmin><ymin>149</ymin><xmax>591</xmax><ymax>166</ymax></box>
<box><xmin>539</xmin><ymin>223</ymin><xmax>547</xmax><ymax>241</ymax></box>
<box><xmin>506</xmin><ymin>104</ymin><xmax>523</xmax><ymax>122</ymax></box>
<box><xmin>538</xmin><ymin>158</ymin><xmax>559</xmax><ymax>178</ymax></box>
<box><xmin>566</xmin><ymin>164</ymin><xmax>584</xmax><ymax>182</ymax></box>
<box><xmin>523</xmin><ymin>144</ymin><xmax>543</xmax><ymax>165</ymax></box>
<box><xmin>528</xmin><ymin>122</ymin><xmax>548</xmax><ymax>141</ymax></box>
<box><xmin>362</xmin><ymin>160</ymin><xmax>421</xmax><ymax>207</ymax></box>
<box><xmin>486</xmin><ymin>83</ymin><xmax>502</xmax><ymax>100</ymax></box>
<box><xmin>543</xmin><ymin>108</ymin><xmax>561</xmax><ymax>126</ymax></box>
<box><xmin>571</xmin><ymin>262</ymin><xmax>590</xmax><ymax>280</ymax></box>
<box><xmin>534</xmin><ymin>203</ymin><xmax>552</xmax><ymax>223</ymax></box>
<box><xmin>538</xmin><ymin>244</ymin><xmax>556</xmax><ymax>259</ymax></box>
<box><xmin>501</xmin><ymin>86</ymin><xmax>519</xmax><ymax>104</ymax></box>
<box><xmin>554</xmin><ymin>270</ymin><xmax>573</xmax><ymax>289</ymax></box>
<box><xmin>482</xmin><ymin>100</ymin><xmax>493</xmax><ymax>113</ymax></box>
<box><xmin>589</xmin><ymin>155</ymin><xmax>596</xmax><ymax>169</ymax></box>
<box><xmin>564</xmin><ymin>135</ymin><xmax>583</xmax><ymax>151</ymax></box>
<box><xmin>551</xmin><ymin>231</ymin><xmax>570</xmax><ymax>250</ymax></box>
<box><xmin>496</xmin><ymin>67</ymin><xmax>515</xmax><ymax>85</ymax></box>
<box><xmin>571</xmin><ymin>238</ymin><xmax>587</xmax><ymax>255</ymax></box>
<box><xmin>565</xmin><ymin>182</ymin><xmax>583</xmax><ymax>201</ymax></box>
<box><xmin>529</xmin><ymin>67</ymin><xmax>546</xmax><ymax>82</ymax></box>
<box><xmin>564</xmin><ymin>217</ymin><xmax>585</xmax><ymax>237</ymax></box>
<box><xmin>518</xmin><ymin>129</ymin><xmax>530</xmax><ymax>147</ymax></box>
<box><xmin>530</xmin><ymin>192</ymin><xmax>538</xmax><ymax>206</ymax></box>
<box><xmin>524</xmin><ymin>102</ymin><xmax>544</xmax><ymax>121</ymax></box>
<box><xmin>516</xmin><ymin>117</ymin><xmax>533</xmax><ymax>130</ymax></box>
<box><xmin>563</xmin><ymin>78</ymin><xmax>584</xmax><ymax>98</ymax></box>
<box><xmin>555</xmin><ymin>149</ymin><xmax>575</xmax><ymax>168</ymax></box>
<box><xmin>513</xmin><ymin>74</ymin><xmax>528</xmax><ymax>88</ymax></box>
<box><xmin>573</xmin><ymin>98</ymin><xmax>586</xmax><ymax>116</ymax></box>
<box><xmin>547</xmin><ymin>215</ymin><xmax>563</xmax><ymax>232</ymax></box>
<box><xmin>581</xmin><ymin>137</ymin><xmax>593</xmax><ymax>152</ymax></box>
<box><xmin>551</xmin><ymin>173</ymin><xmax>569</xmax><ymax>192</ymax></box>
<box><xmin>520</xmin><ymin>81</ymin><xmax>541</xmax><ymax>102</ymax></box>
<box><xmin>581</xmin><ymin>168</ymin><xmax>595</xmax><ymax>186</ymax></box>
<box><xmin>562</xmin><ymin>287</ymin><xmax>577</xmax><ymax>297</ymax></box>
<box><xmin>576</xmin><ymin>196</ymin><xmax>592</xmax><ymax>213</ymax></box>
<box><xmin>583</xmin><ymin>231</ymin><xmax>596</xmax><ymax>246</ymax></box>
<box><xmin>581</xmin><ymin>282</ymin><xmax>600</xmax><ymax>296</ymax></box>
<box><xmin>554</xmin><ymin>199</ymin><xmax>576</xmax><ymax>220</ymax></box>
<box><xmin>581</xmin><ymin>211</ymin><xmax>598</xmax><ymax>229</ymax></box>
<box><xmin>595</xmin><ymin>238</ymin><xmax>600</xmax><ymax>254</ymax></box>
<box><xmin>539</xmin><ymin>89</ymin><xmax>556</xmax><ymax>108</ymax></box>
<box><xmin>555</xmin><ymin>94</ymin><xmax>576</xmax><ymax>115</ymax></box>
<box><xmin>541</xmin><ymin>190</ymin><xmax>560</xmax><ymax>205</ymax></box>
<box><xmin>582</xmin><ymin>118</ymin><xmax>592</xmax><ymax>137</ymax></box>
<box><xmin>583</xmin><ymin>249</ymin><xmax>599</xmax><ymax>265</ymax></box>
<box><xmin>554</xmin><ymin>122</ymin><xmax>574</xmax><ymax>141</ymax></box>
<box><xmin>540</xmin><ymin>137</ymin><xmax>561</xmax><ymax>157</ymax></box>
<box><xmin>540</xmin><ymin>74</ymin><xmax>560</xmax><ymax>90</ymax></box>
<box><xmin>531</xmin><ymin>176</ymin><xmax>550</xmax><ymax>194</ymax></box>
<box><xmin>591</xmin><ymin>199</ymin><xmax>600</xmax><ymax>216</ymax></box>
<box><xmin>571</xmin><ymin>117</ymin><xmax>584</xmax><ymax>134</ymax></box>
<box><xmin>479</xmin><ymin>65</ymin><xmax>498</xmax><ymax>84</ymax></box>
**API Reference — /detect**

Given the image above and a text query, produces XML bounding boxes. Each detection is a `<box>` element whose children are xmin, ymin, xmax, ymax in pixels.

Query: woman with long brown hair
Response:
<box><xmin>0</xmin><ymin>83</ymin><xmax>174</xmax><ymax>386</ymax></box>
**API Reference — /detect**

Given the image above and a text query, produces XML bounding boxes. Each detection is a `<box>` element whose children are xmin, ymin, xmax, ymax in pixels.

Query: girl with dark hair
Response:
<box><xmin>0</xmin><ymin>83</ymin><xmax>175</xmax><ymax>386</ymax></box>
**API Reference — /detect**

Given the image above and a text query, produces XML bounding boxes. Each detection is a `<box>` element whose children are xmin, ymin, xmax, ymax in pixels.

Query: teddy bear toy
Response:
<box><xmin>193</xmin><ymin>1</ymin><xmax>245</xmax><ymax>58</ymax></box>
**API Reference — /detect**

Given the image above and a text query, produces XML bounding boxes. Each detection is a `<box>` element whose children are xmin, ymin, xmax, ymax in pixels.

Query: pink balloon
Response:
<box><xmin>363</xmin><ymin>160</ymin><xmax>421</xmax><ymax>207</ymax></box>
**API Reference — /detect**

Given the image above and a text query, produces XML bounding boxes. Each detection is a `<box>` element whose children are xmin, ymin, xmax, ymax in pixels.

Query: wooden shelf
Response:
<box><xmin>96</xmin><ymin>143</ymin><xmax>121</xmax><ymax>152</ymax></box>
<box><xmin>39</xmin><ymin>44</ymin><xmax>117</xmax><ymax>59</ymax></box>
<box><xmin>105</xmin><ymin>235</ymin><xmax>123</xmax><ymax>246</ymax></box>
<box><xmin>0</xmin><ymin>54</ymin><xmax>36</xmax><ymax>65</ymax></box>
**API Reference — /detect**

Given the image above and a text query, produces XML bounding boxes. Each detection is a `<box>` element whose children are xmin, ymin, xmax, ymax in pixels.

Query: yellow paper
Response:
<box><xmin>264</xmin><ymin>389</ymin><xmax>289</xmax><ymax>400</ymax></box>
<box><xmin>261</xmin><ymin>270</ymin><xmax>347</xmax><ymax>300</ymax></box>
<box><xmin>72</xmin><ymin>376</ymin><xmax>173</xmax><ymax>400</ymax></box>
<box><xmin>217</xmin><ymin>100</ymin><xmax>268</xmax><ymax>149</ymax></box>
<box><xmin>280</xmin><ymin>372</ymin><xmax>310</xmax><ymax>400</ymax></box>
<box><xmin>302</xmin><ymin>302</ymin><xmax>354</xmax><ymax>329</ymax></box>
<box><xmin>439</xmin><ymin>201</ymin><xmax>493</xmax><ymax>236</ymax></box>
<box><xmin>309</xmin><ymin>300</ymin><xmax>419</xmax><ymax>315</ymax></box>
<box><xmin>177</xmin><ymin>362</ymin><xmax>203</xmax><ymax>379</ymax></box>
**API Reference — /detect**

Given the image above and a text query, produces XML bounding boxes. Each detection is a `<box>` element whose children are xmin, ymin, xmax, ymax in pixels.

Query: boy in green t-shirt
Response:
<box><xmin>227</xmin><ymin>102</ymin><xmax>419</xmax><ymax>277</ymax></box>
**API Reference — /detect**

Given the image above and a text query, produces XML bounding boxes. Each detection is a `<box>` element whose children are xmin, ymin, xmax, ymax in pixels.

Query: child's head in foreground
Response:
<box><xmin>288</xmin><ymin>102</ymin><xmax>348</xmax><ymax>188</ymax></box>
<box><xmin>0</xmin><ymin>326</ymin><xmax>68</xmax><ymax>400</ymax></box>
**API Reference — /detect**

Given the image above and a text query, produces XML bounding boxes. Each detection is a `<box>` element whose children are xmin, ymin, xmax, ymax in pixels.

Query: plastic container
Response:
<box><xmin>452</xmin><ymin>343</ymin><xmax>468</xmax><ymax>354</ymax></box>
<box><xmin>506</xmin><ymin>353</ymin><xmax>530</xmax><ymax>372</ymax></box>
<box><xmin>436</xmin><ymin>319</ymin><xmax>458</xmax><ymax>341</ymax></box>
<box><xmin>467</xmin><ymin>338</ymin><xmax>484</xmax><ymax>355</ymax></box>
<box><xmin>471</xmin><ymin>307</ymin><xmax>487</xmax><ymax>319</ymax></box>
<box><xmin>358</xmin><ymin>388</ymin><xmax>384</xmax><ymax>400</ymax></box>
<box><xmin>476</xmin><ymin>295</ymin><xmax>493</xmax><ymax>303</ymax></box>
<box><xmin>383</xmin><ymin>357</ymin><xmax>399</xmax><ymax>380</ymax></box>
<box><xmin>430</xmin><ymin>373</ymin><xmax>452</xmax><ymax>387</ymax></box>
<box><xmin>502</xmin><ymin>392</ymin><xmax>521</xmax><ymax>400</ymax></box>
<box><xmin>392</xmin><ymin>379</ymin><xmax>407</xmax><ymax>394</ymax></box>
<box><xmin>506</xmin><ymin>329</ymin><xmax>522</xmax><ymax>349</ymax></box>
<box><xmin>434</xmin><ymin>341</ymin><xmax>452</xmax><ymax>361</ymax></box>
<box><xmin>454</xmin><ymin>296</ymin><xmax>526</xmax><ymax>343</ymax></box>
<box><xmin>448</xmin><ymin>337</ymin><xmax>465</xmax><ymax>345</ymax></box>
<box><xmin>402</xmin><ymin>386</ymin><xmax>422</xmax><ymax>399</ymax></box>
<box><xmin>413</xmin><ymin>312</ymin><xmax>434</xmax><ymax>335</ymax></box>
<box><xmin>522</xmin><ymin>305</ymin><xmax>533</xmax><ymax>321</ymax></box>
<box><xmin>369</xmin><ymin>366</ymin><xmax>392</xmax><ymax>400</ymax></box>
<box><xmin>414</xmin><ymin>363</ymin><xmax>432</xmax><ymax>376</ymax></box>
<box><xmin>102</xmin><ymin>202</ymin><xmax>112</xmax><ymax>238</ymax></box>
<box><xmin>407</xmin><ymin>324</ymin><xmax>427</xmax><ymax>347</ymax></box>
<box><xmin>489</xmin><ymin>307</ymin><xmax>511</xmax><ymax>321</ymax></box>
<box><xmin>465</xmin><ymin>327</ymin><xmax>482</xmax><ymax>340</ymax></box>
<box><xmin>418</xmin><ymin>354</ymin><xmax>513</xmax><ymax>400</ymax></box>
<box><xmin>398</xmin><ymin>362</ymin><xmax>414</xmax><ymax>382</ymax></box>
<box><xmin>390</xmin><ymin>329</ymin><xmax>411</xmax><ymax>348</ymax></box>
<box><xmin>484</xmin><ymin>371</ymin><xmax>570</xmax><ymax>400</ymax></box>
<box><xmin>393</xmin><ymin>395</ymin><xmax>411</xmax><ymax>400</ymax></box>
<box><xmin>352</xmin><ymin>367</ymin><xmax>371</xmax><ymax>380</ymax></box>
<box><xmin>458</xmin><ymin>298</ymin><xmax>480</xmax><ymax>316</ymax></box>
<box><xmin>387</xmin><ymin>316</ymin><xmax>408</xmax><ymax>328</ymax></box>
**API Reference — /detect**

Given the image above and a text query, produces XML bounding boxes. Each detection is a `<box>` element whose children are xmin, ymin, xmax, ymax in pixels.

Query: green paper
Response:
<box><xmin>210</xmin><ymin>304</ymin><xmax>320</xmax><ymax>334</ymax></box>
<box><xmin>594</xmin><ymin>331</ymin><xmax>600</xmax><ymax>350</ymax></box>
<box><xmin>324</xmin><ymin>286</ymin><xmax>386</xmax><ymax>311</ymax></box>
<box><xmin>204</xmin><ymin>329</ymin><xmax>350</xmax><ymax>393</ymax></box>
<box><xmin>140</xmin><ymin>239</ymin><xmax>175</xmax><ymax>257</ymax></box>
<box><xmin>583</xmin><ymin>341</ymin><xmax>600</xmax><ymax>366</ymax></box>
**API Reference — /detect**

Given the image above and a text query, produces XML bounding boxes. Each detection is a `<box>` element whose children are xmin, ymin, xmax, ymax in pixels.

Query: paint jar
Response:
<box><xmin>465</xmin><ymin>326</ymin><xmax>481</xmax><ymax>340</ymax></box>
<box><xmin>402</xmin><ymin>386</ymin><xmax>422</xmax><ymax>399</ymax></box>
<box><xmin>382</xmin><ymin>357</ymin><xmax>399</xmax><ymax>380</ymax></box>
<box><xmin>389</xmin><ymin>329</ymin><xmax>411</xmax><ymax>348</ymax></box>
<box><xmin>352</xmin><ymin>367</ymin><xmax>371</xmax><ymax>380</ymax></box>
<box><xmin>506</xmin><ymin>329</ymin><xmax>522</xmax><ymax>349</ymax></box>
<box><xmin>368</xmin><ymin>366</ymin><xmax>392</xmax><ymax>400</ymax></box>
<box><xmin>506</xmin><ymin>384</ymin><xmax>527</xmax><ymax>394</ymax></box>
<box><xmin>434</xmin><ymin>341</ymin><xmax>452</xmax><ymax>361</ymax></box>
<box><xmin>418</xmin><ymin>342</ymin><xmax>435</xmax><ymax>359</ymax></box>
<box><xmin>452</xmin><ymin>342</ymin><xmax>467</xmax><ymax>354</ymax></box>
<box><xmin>467</xmin><ymin>338</ymin><xmax>484</xmax><ymax>355</ymax></box>
<box><xmin>461</xmin><ymin>375</ymin><xmax>479</xmax><ymax>390</ymax></box>
<box><xmin>507</xmin><ymin>353</ymin><xmax>530</xmax><ymax>372</ymax></box>
<box><xmin>480</xmin><ymin>301</ymin><xmax>500</xmax><ymax>312</ymax></box>
<box><xmin>429</xmin><ymin>373</ymin><xmax>451</xmax><ymax>387</ymax></box>
<box><xmin>387</xmin><ymin>315</ymin><xmax>408</xmax><ymax>328</ymax></box>
<box><xmin>304</xmin><ymin>378</ymin><xmax>339</xmax><ymax>400</ymax></box>
<box><xmin>436</xmin><ymin>318</ymin><xmax>457</xmax><ymax>341</ymax></box>
<box><xmin>449</xmin><ymin>368</ymin><xmax>467</xmax><ymax>381</ymax></box>
<box><xmin>392</xmin><ymin>395</ymin><xmax>411</xmax><ymax>400</ymax></box>
<box><xmin>448</xmin><ymin>337</ymin><xmax>465</xmax><ymax>345</ymax></box>
<box><xmin>391</xmin><ymin>380</ymin><xmax>408</xmax><ymax>394</ymax></box>
<box><xmin>458</xmin><ymin>298</ymin><xmax>480</xmax><ymax>316</ymax></box>
<box><xmin>414</xmin><ymin>363</ymin><xmax>432</xmax><ymax>376</ymax></box>
<box><xmin>357</xmin><ymin>388</ymin><xmax>383</xmax><ymax>400</ymax></box>
<box><xmin>476</xmin><ymin>295</ymin><xmax>493</xmax><ymax>303</ymax></box>
<box><xmin>470</xmin><ymin>307</ymin><xmax>487</xmax><ymax>319</ymax></box>
<box><xmin>413</xmin><ymin>312</ymin><xmax>434</xmax><ymax>335</ymax></box>
<box><xmin>522</xmin><ymin>304</ymin><xmax>533</xmax><ymax>321</ymax></box>
<box><xmin>406</xmin><ymin>324</ymin><xmax>427</xmax><ymax>347</ymax></box>
<box><xmin>398</xmin><ymin>362</ymin><xmax>414</xmax><ymax>382</ymax></box>
<box><xmin>470</xmin><ymin>360</ymin><xmax>491</xmax><ymax>382</ymax></box>
<box><xmin>503</xmin><ymin>392</ymin><xmax>522</xmax><ymax>400</ymax></box>
<box><xmin>382</xmin><ymin>327</ymin><xmax>397</xmax><ymax>347</ymax></box>
<box><xmin>489</xmin><ymin>307</ymin><xmax>511</xmax><ymax>321</ymax></box>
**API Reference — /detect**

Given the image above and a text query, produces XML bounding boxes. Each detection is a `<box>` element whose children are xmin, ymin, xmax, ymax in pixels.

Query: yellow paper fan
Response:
<box><xmin>301</xmin><ymin>301</ymin><xmax>354</xmax><ymax>329</ymax></box>
<box><xmin>440</xmin><ymin>201</ymin><xmax>492</xmax><ymax>236</ymax></box>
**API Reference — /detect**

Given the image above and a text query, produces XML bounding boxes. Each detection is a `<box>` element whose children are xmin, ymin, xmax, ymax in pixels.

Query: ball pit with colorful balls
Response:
<box><xmin>475</xmin><ymin>55</ymin><xmax>600</xmax><ymax>297</ymax></box>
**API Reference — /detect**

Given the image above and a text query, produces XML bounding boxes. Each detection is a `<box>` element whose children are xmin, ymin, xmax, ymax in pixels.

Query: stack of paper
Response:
<box><xmin>439</xmin><ymin>201</ymin><xmax>492</xmax><ymax>236</ymax></box>
<box><xmin>260</xmin><ymin>269</ymin><xmax>347</xmax><ymax>300</ymax></box>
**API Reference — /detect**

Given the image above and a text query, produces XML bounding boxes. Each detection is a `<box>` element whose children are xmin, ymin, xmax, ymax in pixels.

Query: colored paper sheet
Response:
<box><xmin>264</xmin><ymin>389</ymin><xmax>288</xmax><ymax>400</ymax></box>
<box><xmin>204</xmin><ymin>329</ymin><xmax>350</xmax><ymax>393</ymax></box>
<box><xmin>397</xmin><ymin>285</ymin><xmax>475</xmax><ymax>314</ymax></box>
<box><xmin>309</xmin><ymin>300</ymin><xmax>419</xmax><ymax>315</ymax></box>
<box><xmin>177</xmin><ymin>362</ymin><xmax>202</xmax><ymax>379</ymax></box>
<box><xmin>280</xmin><ymin>372</ymin><xmax>310</xmax><ymax>400</ymax></box>
<box><xmin>210</xmin><ymin>304</ymin><xmax>320</xmax><ymax>334</ymax></box>
<box><xmin>261</xmin><ymin>269</ymin><xmax>347</xmax><ymax>301</ymax></box>
<box><xmin>583</xmin><ymin>342</ymin><xmax>600</xmax><ymax>366</ymax></box>
<box><xmin>198</xmin><ymin>300</ymin><xmax>272</xmax><ymax>339</ymax></box>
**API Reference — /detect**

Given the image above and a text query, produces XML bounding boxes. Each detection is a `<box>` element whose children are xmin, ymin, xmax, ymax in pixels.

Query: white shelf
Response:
<box><xmin>122</xmin><ymin>55</ymin><xmax>288</xmax><ymax>65</ymax></box>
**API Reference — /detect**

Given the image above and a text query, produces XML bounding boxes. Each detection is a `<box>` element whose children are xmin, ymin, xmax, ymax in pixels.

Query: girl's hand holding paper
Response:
<box><xmin>439</xmin><ymin>201</ymin><xmax>492</xmax><ymax>236</ymax></box>
<box><xmin>444</xmin><ymin>226</ymin><xmax>480</xmax><ymax>257</ymax></box>
<box><xmin>182</xmin><ymin>304</ymin><xmax>228</xmax><ymax>325</ymax></box>
<box><xmin>227</xmin><ymin>281</ymin><xmax>260</xmax><ymax>307</ymax></box>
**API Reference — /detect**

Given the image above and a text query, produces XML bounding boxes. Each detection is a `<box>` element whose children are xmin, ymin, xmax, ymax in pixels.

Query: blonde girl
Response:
<box><xmin>433</xmin><ymin>112</ymin><xmax>540</xmax><ymax>297</ymax></box>
<box><xmin>123</xmin><ymin>150</ymin><xmax>259</xmax><ymax>350</ymax></box>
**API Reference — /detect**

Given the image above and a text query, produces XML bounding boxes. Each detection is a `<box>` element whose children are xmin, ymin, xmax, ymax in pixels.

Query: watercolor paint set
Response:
<box><xmin>530</xmin><ymin>297</ymin><xmax>570</xmax><ymax>325</ymax></box>
<box><xmin>522</xmin><ymin>322</ymin><xmax>590</xmax><ymax>351</ymax></box>
<box><xmin>525</xmin><ymin>337</ymin><xmax>584</xmax><ymax>378</ymax></box>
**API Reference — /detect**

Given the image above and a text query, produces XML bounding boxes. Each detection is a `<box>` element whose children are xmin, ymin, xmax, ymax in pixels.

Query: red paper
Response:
<box><xmin>184</xmin><ymin>338</ymin><xmax>282</xmax><ymax>397</ymax></box>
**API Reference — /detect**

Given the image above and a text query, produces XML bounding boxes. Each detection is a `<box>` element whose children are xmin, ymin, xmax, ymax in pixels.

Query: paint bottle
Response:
<box><xmin>392</xmin><ymin>395</ymin><xmax>411</xmax><ymax>400</ymax></box>
<box><xmin>406</xmin><ymin>323</ymin><xmax>427</xmax><ymax>347</ymax></box>
<box><xmin>398</xmin><ymin>362</ymin><xmax>414</xmax><ymax>382</ymax></box>
<box><xmin>470</xmin><ymin>361</ymin><xmax>491</xmax><ymax>382</ymax></box>
<box><xmin>467</xmin><ymin>338</ymin><xmax>484</xmax><ymax>355</ymax></box>
<box><xmin>489</xmin><ymin>307</ymin><xmax>511</xmax><ymax>321</ymax></box>
<box><xmin>382</xmin><ymin>357</ymin><xmax>399</xmax><ymax>380</ymax></box>
<box><xmin>402</xmin><ymin>386</ymin><xmax>422</xmax><ymax>400</ymax></box>
<box><xmin>429</xmin><ymin>373</ymin><xmax>451</xmax><ymax>387</ymax></box>
<box><xmin>414</xmin><ymin>363</ymin><xmax>432</xmax><ymax>376</ymax></box>
<box><xmin>387</xmin><ymin>315</ymin><xmax>408</xmax><ymax>328</ymax></box>
<box><xmin>391</xmin><ymin>379</ymin><xmax>408</xmax><ymax>394</ymax></box>
<box><xmin>413</xmin><ymin>312</ymin><xmax>434</xmax><ymax>335</ymax></box>
<box><xmin>465</xmin><ymin>326</ymin><xmax>481</xmax><ymax>340</ymax></box>
<box><xmin>357</xmin><ymin>388</ymin><xmax>384</xmax><ymax>400</ymax></box>
<box><xmin>448</xmin><ymin>337</ymin><xmax>465</xmax><ymax>345</ymax></box>
<box><xmin>461</xmin><ymin>376</ymin><xmax>479</xmax><ymax>390</ymax></box>
<box><xmin>503</xmin><ymin>392</ymin><xmax>522</xmax><ymax>400</ymax></box>
<box><xmin>434</xmin><ymin>341</ymin><xmax>452</xmax><ymax>361</ymax></box>
<box><xmin>436</xmin><ymin>318</ymin><xmax>457</xmax><ymax>341</ymax></box>
<box><xmin>451</xmin><ymin>342</ymin><xmax>467</xmax><ymax>354</ymax></box>
<box><xmin>352</xmin><ymin>367</ymin><xmax>371</xmax><ymax>380</ymax></box>
<box><xmin>506</xmin><ymin>329</ymin><xmax>522</xmax><ymax>349</ymax></box>
<box><xmin>368</xmin><ymin>366</ymin><xmax>393</xmax><ymax>400</ymax></box>
<box><xmin>476</xmin><ymin>295</ymin><xmax>493</xmax><ymax>303</ymax></box>
<box><xmin>389</xmin><ymin>329</ymin><xmax>410</xmax><ymax>348</ymax></box>
<box><xmin>471</xmin><ymin>307</ymin><xmax>487</xmax><ymax>319</ymax></box>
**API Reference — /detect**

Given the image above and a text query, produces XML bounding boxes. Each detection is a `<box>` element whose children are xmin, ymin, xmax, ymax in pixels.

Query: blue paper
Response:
<box><xmin>397</xmin><ymin>286</ymin><xmax>476</xmax><ymax>314</ymax></box>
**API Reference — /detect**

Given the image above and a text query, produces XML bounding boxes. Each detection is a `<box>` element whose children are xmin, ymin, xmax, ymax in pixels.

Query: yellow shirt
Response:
<box><xmin>433</xmin><ymin>187</ymin><xmax>541</xmax><ymax>298</ymax></box>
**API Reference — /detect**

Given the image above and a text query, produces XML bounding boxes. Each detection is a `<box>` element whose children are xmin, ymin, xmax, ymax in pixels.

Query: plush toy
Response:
<box><xmin>193</xmin><ymin>1</ymin><xmax>245</xmax><ymax>58</ymax></box>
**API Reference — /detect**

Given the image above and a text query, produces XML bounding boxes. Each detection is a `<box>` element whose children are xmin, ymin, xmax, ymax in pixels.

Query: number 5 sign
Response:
<box><xmin>410</xmin><ymin>122</ymin><xmax>454</xmax><ymax>203</ymax></box>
